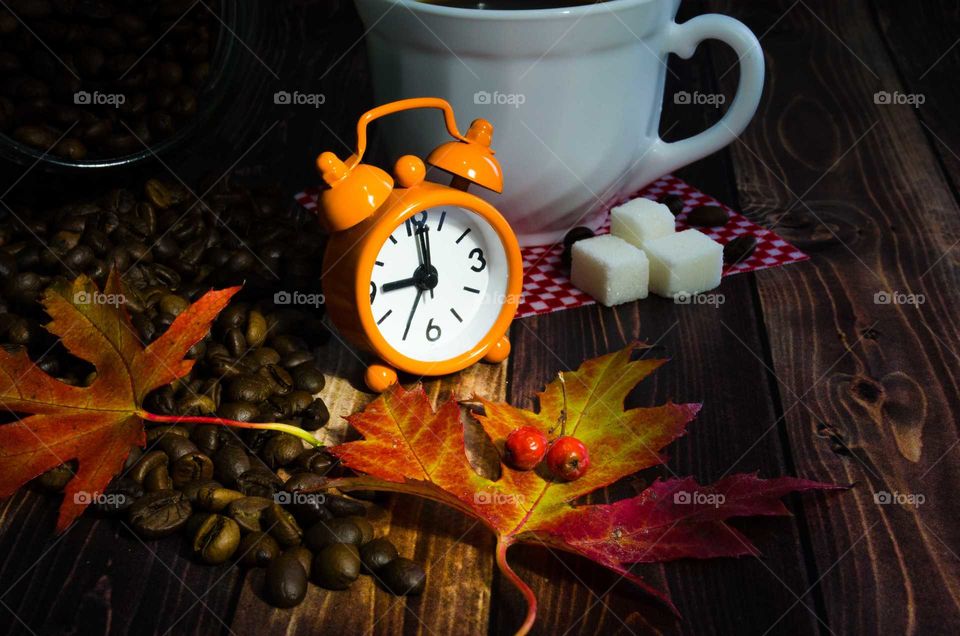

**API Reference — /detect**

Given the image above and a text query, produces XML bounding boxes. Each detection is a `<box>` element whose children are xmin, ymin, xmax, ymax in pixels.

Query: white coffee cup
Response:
<box><xmin>352</xmin><ymin>0</ymin><xmax>764</xmax><ymax>246</ymax></box>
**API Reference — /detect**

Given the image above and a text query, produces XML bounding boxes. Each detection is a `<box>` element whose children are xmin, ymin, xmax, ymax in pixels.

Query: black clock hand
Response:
<box><xmin>382</xmin><ymin>277</ymin><xmax>418</xmax><ymax>292</ymax></box>
<box><xmin>417</xmin><ymin>226</ymin><xmax>434</xmax><ymax>299</ymax></box>
<box><xmin>402</xmin><ymin>288</ymin><xmax>423</xmax><ymax>341</ymax></box>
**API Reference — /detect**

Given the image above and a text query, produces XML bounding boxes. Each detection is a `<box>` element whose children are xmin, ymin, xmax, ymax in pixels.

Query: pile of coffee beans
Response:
<box><xmin>7</xmin><ymin>175</ymin><xmax>426</xmax><ymax>605</ymax></box>
<box><xmin>0</xmin><ymin>0</ymin><xmax>219</xmax><ymax>160</ymax></box>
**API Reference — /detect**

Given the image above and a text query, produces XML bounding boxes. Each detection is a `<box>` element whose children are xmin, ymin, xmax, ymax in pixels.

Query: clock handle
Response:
<box><xmin>348</xmin><ymin>97</ymin><xmax>470</xmax><ymax>170</ymax></box>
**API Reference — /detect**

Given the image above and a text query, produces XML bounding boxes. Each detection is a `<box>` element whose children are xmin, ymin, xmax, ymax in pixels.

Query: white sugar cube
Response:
<box><xmin>644</xmin><ymin>229</ymin><xmax>723</xmax><ymax>297</ymax></box>
<box><xmin>610</xmin><ymin>198</ymin><xmax>675</xmax><ymax>249</ymax></box>
<box><xmin>571</xmin><ymin>235</ymin><xmax>649</xmax><ymax>306</ymax></box>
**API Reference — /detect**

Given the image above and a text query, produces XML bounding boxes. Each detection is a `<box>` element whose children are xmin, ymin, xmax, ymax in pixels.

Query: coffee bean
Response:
<box><xmin>180</xmin><ymin>479</ymin><xmax>221</xmax><ymax>505</ymax></box>
<box><xmin>259</xmin><ymin>364</ymin><xmax>293</xmax><ymax>396</ymax></box>
<box><xmin>686</xmin><ymin>205</ymin><xmax>729</xmax><ymax>227</ymax></box>
<box><xmin>236</xmin><ymin>469</ymin><xmax>283</xmax><ymax>498</ymax></box>
<box><xmin>250</xmin><ymin>347</ymin><xmax>281</xmax><ymax>368</ymax></box>
<box><xmin>191</xmin><ymin>424</ymin><xmax>220</xmax><ymax>456</ymax></box>
<box><xmin>35</xmin><ymin>461</ymin><xmax>76</xmax><ymax>491</ymax></box>
<box><xmin>197</xmin><ymin>486</ymin><xmax>245</xmax><ymax>512</ymax></box>
<box><xmin>262</xmin><ymin>434</ymin><xmax>304</xmax><ymax>469</ymax></box>
<box><xmin>276</xmin><ymin>390</ymin><xmax>313</xmax><ymax>417</ymax></box>
<box><xmin>292</xmin><ymin>366</ymin><xmax>325</xmax><ymax>393</ymax></box>
<box><xmin>301</xmin><ymin>398</ymin><xmax>329</xmax><ymax>432</ymax></box>
<box><xmin>266</xmin><ymin>551</ymin><xmax>308</xmax><ymax>607</ymax></box>
<box><xmin>560</xmin><ymin>226</ymin><xmax>595</xmax><ymax>269</ymax></box>
<box><xmin>312</xmin><ymin>543</ymin><xmax>360</xmax><ymax>590</ymax></box>
<box><xmin>305</xmin><ymin>518</ymin><xmax>362</xmax><ymax>551</ymax></box>
<box><xmin>226</xmin><ymin>375</ymin><xmax>272</xmax><ymax>403</ymax></box>
<box><xmin>191</xmin><ymin>514</ymin><xmax>240</xmax><ymax>564</ymax></box>
<box><xmin>218</xmin><ymin>303</ymin><xmax>248</xmax><ymax>329</ymax></box>
<box><xmin>128</xmin><ymin>490</ymin><xmax>191</xmax><ymax>538</ymax></box>
<box><xmin>294</xmin><ymin>449</ymin><xmax>336</xmax><ymax>476</ymax></box>
<box><xmin>263</xmin><ymin>503</ymin><xmax>303</xmax><ymax>547</ymax></box>
<box><xmin>723</xmin><ymin>235</ymin><xmax>758</xmax><ymax>263</ymax></box>
<box><xmin>271</xmin><ymin>334</ymin><xmax>307</xmax><ymax>355</ymax></box>
<box><xmin>157</xmin><ymin>435</ymin><xmax>199</xmax><ymax>462</ymax></box>
<box><xmin>129</xmin><ymin>450</ymin><xmax>168</xmax><ymax>484</ymax></box>
<box><xmin>360</xmin><ymin>538</ymin><xmax>398</xmax><ymax>574</ymax></box>
<box><xmin>285</xmin><ymin>545</ymin><xmax>313</xmax><ymax>577</ymax></box>
<box><xmin>227</xmin><ymin>496</ymin><xmax>272</xmax><ymax>533</ymax></box>
<box><xmin>144</xmin><ymin>465</ymin><xmax>174</xmax><ymax>492</ymax></box>
<box><xmin>325</xmin><ymin>494</ymin><xmax>366</xmax><ymax>518</ymax></box>
<box><xmin>225</xmin><ymin>327</ymin><xmax>246</xmax><ymax>357</ymax></box>
<box><xmin>245</xmin><ymin>310</ymin><xmax>267</xmax><ymax>348</ymax></box>
<box><xmin>171</xmin><ymin>452</ymin><xmax>214</xmax><ymax>488</ymax></box>
<box><xmin>280</xmin><ymin>350</ymin><xmax>313</xmax><ymax>369</ymax></box>
<box><xmin>350</xmin><ymin>516</ymin><xmax>374</xmax><ymax>545</ymax></box>
<box><xmin>238</xmin><ymin>531</ymin><xmax>280</xmax><ymax>568</ymax></box>
<box><xmin>93</xmin><ymin>477</ymin><xmax>142</xmax><ymax>514</ymax></box>
<box><xmin>380</xmin><ymin>558</ymin><xmax>425</xmax><ymax>596</ymax></box>
<box><xmin>659</xmin><ymin>194</ymin><xmax>686</xmax><ymax>216</ymax></box>
<box><xmin>213</xmin><ymin>445</ymin><xmax>250</xmax><ymax>487</ymax></box>
<box><xmin>217</xmin><ymin>401</ymin><xmax>259</xmax><ymax>423</ymax></box>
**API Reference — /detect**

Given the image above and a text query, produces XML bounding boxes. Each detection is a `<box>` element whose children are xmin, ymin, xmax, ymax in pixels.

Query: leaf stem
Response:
<box><xmin>496</xmin><ymin>537</ymin><xmax>537</xmax><ymax>636</ymax></box>
<box><xmin>137</xmin><ymin>410</ymin><xmax>323</xmax><ymax>447</ymax></box>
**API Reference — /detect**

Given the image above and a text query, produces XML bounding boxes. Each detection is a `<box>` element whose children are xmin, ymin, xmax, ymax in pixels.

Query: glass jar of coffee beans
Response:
<box><xmin>0</xmin><ymin>0</ymin><xmax>245</xmax><ymax>169</ymax></box>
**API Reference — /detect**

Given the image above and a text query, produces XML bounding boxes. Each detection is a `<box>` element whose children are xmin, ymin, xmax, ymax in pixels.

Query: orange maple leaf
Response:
<box><xmin>0</xmin><ymin>271</ymin><xmax>240</xmax><ymax>531</ymax></box>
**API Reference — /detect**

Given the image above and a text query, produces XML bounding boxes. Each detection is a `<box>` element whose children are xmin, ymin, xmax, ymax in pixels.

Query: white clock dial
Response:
<box><xmin>368</xmin><ymin>205</ymin><xmax>508</xmax><ymax>363</ymax></box>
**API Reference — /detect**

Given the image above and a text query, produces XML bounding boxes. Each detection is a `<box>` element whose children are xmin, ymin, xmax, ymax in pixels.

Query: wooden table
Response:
<box><xmin>1</xmin><ymin>1</ymin><xmax>958</xmax><ymax>634</ymax></box>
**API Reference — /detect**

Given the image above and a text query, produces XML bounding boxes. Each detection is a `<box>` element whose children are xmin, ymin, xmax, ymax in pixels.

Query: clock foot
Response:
<box><xmin>483</xmin><ymin>336</ymin><xmax>511</xmax><ymax>364</ymax></box>
<box><xmin>365</xmin><ymin>363</ymin><xmax>398</xmax><ymax>392</ymax></box>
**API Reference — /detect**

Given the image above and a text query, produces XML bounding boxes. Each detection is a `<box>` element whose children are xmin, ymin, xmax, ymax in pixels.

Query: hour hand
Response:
<box><xmin>381</xmin><ymin>277</ymin><xmax>418</xmax><ymax>292</ymax></box>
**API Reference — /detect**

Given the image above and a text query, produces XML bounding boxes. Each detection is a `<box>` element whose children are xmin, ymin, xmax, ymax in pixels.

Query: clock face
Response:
<box><xmin>368</xmin><ymin>205</ymin><xmax>509</xmax><ymax>363</ymax></box>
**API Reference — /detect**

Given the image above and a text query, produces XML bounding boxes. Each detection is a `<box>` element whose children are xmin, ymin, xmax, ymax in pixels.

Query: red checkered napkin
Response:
<box><xmin>294</xmin><ymin>174</ymin><xmax>808</xmax><ymax>319</ymax></box>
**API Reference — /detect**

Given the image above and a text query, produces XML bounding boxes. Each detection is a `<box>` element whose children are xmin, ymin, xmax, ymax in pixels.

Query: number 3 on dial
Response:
<box><xmin>469</xmin><ymin>247</ymin><xmax>486</xmax><ymax>272</ymax></box>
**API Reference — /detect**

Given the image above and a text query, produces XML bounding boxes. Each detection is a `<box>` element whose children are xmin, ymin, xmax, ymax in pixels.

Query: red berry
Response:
<box><xmin>546</xmin><ymin>436</ymin><xmax>590</xmax><ymax>481</ymax></box>
<box><xmin>503</xmin><ymin>426</ymin><xmax>548</xmax><ymax>471</ymax></box>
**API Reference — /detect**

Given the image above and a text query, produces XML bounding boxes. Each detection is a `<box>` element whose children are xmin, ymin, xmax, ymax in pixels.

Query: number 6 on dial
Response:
<box><xmin>316</xmin><ymin>98</ymin><xmax>523</xmax><ymax>392</ymax></box>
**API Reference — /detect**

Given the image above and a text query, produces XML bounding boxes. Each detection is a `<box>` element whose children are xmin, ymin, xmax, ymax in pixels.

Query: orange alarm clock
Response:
<box><xmin>316</xmin><ymin>98</ymin><xmax>523</xmax><ymax>392</ymax></box>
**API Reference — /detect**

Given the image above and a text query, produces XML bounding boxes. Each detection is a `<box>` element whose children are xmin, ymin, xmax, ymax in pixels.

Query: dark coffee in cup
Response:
<box><xmin>419</xmin><ymin>1</ymin><xmax>608</xmax><ymax>8</ymax></box>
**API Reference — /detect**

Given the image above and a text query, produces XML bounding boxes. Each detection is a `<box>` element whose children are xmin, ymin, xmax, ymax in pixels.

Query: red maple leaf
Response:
<box><xmin>326</xmin><ymin>343</ymin><xmax>841</xmax><ymax>634</ymax></box>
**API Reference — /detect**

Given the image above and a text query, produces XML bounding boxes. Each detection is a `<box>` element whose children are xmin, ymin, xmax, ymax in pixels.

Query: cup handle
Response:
<box><xmin>628</xmin><ymin>14</ymin><xmax>764</xmax><ymax>192</ymax></box>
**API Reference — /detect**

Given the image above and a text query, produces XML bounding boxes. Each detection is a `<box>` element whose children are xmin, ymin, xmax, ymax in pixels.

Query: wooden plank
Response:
<box><xmin>708</xmin><ymin>0</ymin><xmax>960</xmax><ymax>633</ymax></box>
<box><xmin>490</xmin><ymin>4</ymin><xmax>826</xmax><ymax>633</ymax></box>
<box><xmin>870</xmin><ymin>0</ymin><xmax>960</xmax><ymax>182</ymax></box>
<box><xmin>0</xmin><ymin>492</ymin><xmax>244</xmax><ymax>635</ymax></box>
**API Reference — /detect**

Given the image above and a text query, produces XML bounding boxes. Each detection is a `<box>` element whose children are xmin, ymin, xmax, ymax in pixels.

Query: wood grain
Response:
<box><xmin>709</xmin><ymin>0</ymin><xmax>960</xmax><ymax>633</ymax></box>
